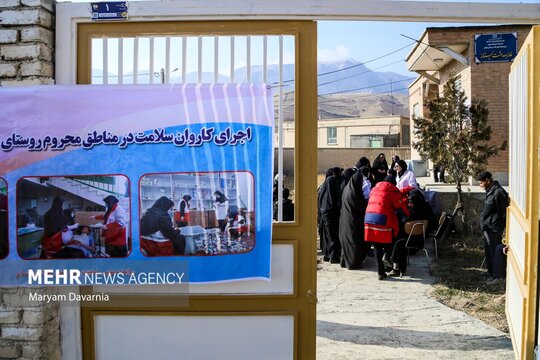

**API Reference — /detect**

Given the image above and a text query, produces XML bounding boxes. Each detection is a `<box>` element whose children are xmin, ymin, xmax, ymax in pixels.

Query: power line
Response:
<box><xmin>277</xmin><ymin>78</ymin><xmax>413</xmax><ymax>104</ymax></box>
<box><xmin>318</xmin><ymin>59</ymin><xmax>404</xmax><ymax>87</ymax></box>
<box><xmin>273</xmin><ymin>41</ymin><xmax>415</xmax><ymax>85</ymax></box>
<box><xmin>319</xmin><ymin>77</ymin><xmax>414</xmax><ymax>97</ymax></box>
<box><xmin>280</xmin><ymin>86</ymin><xmax>411</xmax><ymax>108</ymax></box>
<box><xmin>317</xmin><ymin>86</ymin><xmax>409</xmax><ymax>106</ymax></box>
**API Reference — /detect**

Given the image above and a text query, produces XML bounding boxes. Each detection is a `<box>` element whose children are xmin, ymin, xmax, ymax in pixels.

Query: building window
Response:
<box><xmin>412</xmin><ymin>102</ymin><xmax>421</xmax><ymax>118</ymax></box>
<box><xmin>370</xmin><ymin>140</ymin><xmax>382</xmax><ymax>148</ymax></box>
<box><xmin>327</xmin><ymin>127</ymin><xmax>337</xmax><ymax>145</ymax></box>
<box><xmin>402</xmin><ymin>125</ymin><xmax>410</xmax><ymax>145</ymax></box>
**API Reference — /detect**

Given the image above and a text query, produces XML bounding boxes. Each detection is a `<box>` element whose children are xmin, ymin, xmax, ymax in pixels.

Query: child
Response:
<box><xmin>224</xmin><ymin>206</ymin><xmax>247</xmax><ymax>245</ymax></box>
<box><xmin>57</xmin><ymin>226</ymin><xmax>95</xmax><ymax>258</ymax></box>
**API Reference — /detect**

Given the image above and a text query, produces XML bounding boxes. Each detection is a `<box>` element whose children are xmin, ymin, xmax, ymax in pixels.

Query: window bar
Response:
<box><xmin>246</xmin><ymin>36</ymin><xmax>251</xmax><ymax>83</ymax></box>
<box><xmin>214</xmin><ymin>36</ymin><xmax>219</xmax><ymax>83</ymax></box>
<box><xmin>165</xmin><ymin>36</ymin><xmax>171</xmax><ymax>84</ymax></box>
<box><xmin>263</xmin><ymin>36</ymin><xmax>268</xmax><ymax>84</ymax></box>
<box><xmin>277</xmin><ymin>35</ymin><xmax>284</xmax><ymax>222</ymax></box>
<box><xmin>102</xmin><ymin>38</ymin><xmax>108</xmax><ymax>85</ymax></box>
<box><xmin>149</xmin><ymin>37</ymin><xmax>155</xmax><ymax>84</ymax></box>
<box><xmin>133</xmin><ymin>37</ymin><xmax>139</xmax><ymax>84</ymax></box>
<box><xmin>118</xmin><ymin>38</ymin><xmax>123</xmax><ymax>84</ymax></box>
<box><xmin>198</xmin><ymin>35</ymin><xmax>203</xmax><ymax>83</ymax></box>
<box><xmin>230</xmin><ymin>36</ymin><xmax>235</xmax><ymax>83</ymax></box>
<box><xmin>182</xmin><ymin>36</ymin><xmax>187</xmax><ymax>83</ymax></box>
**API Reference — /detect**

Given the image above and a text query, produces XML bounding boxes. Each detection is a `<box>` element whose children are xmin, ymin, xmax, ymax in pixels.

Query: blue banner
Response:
<box><xmin>475</xmin><ymin>32</ymin><xmax>518</xmax><ymax>63</ymax></box>
<box><xmin>0</xmin><ymin>84</ymin><xmax>274</xmax><ymax>285</ymax></box>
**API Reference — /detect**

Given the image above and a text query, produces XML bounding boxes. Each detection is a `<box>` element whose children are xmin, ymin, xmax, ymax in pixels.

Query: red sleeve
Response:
<box><xmin>392</xmin><ymin>190</ymin><xmax>410</xmax><ymax>218</ymax></box>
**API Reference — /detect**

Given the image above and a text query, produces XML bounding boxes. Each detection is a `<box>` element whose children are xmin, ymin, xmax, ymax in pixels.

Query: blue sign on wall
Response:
<box><xmin>91</xmin><ymin>2</ymin><xmax>128</xmax><ymax>21</ymax></box>
<box><xmin>475</xmin><ymin>33</ymin><xmax>517</xmax><ymax>64</ymax></box>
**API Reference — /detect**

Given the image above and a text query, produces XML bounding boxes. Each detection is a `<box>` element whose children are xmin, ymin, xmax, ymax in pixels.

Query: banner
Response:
<box><xmin>475</xmin><ymin>32</ymin><xmax>518</xmax><ymax>63</ymax></box>
<box><xmin>0</xmin><ymin>84</ymin><xmax>274</xmax><ymax>285</ymax></box>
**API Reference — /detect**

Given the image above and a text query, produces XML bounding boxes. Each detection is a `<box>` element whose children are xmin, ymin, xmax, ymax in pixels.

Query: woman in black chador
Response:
<box><xmin>318</xmin><ymin>168</ymin><xmax>341</xmax><ymax>263</ymax></box>
<box><xmin>339</xmin><ymin>172</ymin><xmax>369</xmax><ymax>269</ymax></box>
<box><xmin>372</xmin><ymin>153</ymin><xmax>389</xmax><ymax>184</ymax></box>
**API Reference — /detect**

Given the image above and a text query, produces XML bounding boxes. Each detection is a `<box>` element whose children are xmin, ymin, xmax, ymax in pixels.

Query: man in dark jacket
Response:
<box><xmin>478</xmin><ymin>171</ymin><xmax>509</xmax><ymax>283</ymax></box>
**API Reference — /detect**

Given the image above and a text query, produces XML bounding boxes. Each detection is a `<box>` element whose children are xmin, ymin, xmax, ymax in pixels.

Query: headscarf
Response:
<box><xmin>103</xmin><ymin>195</ymin><xmax>119</xmax><ymax>223</ymax></box>
<box><xmin>396</xmin><ymin>160</ymin><xmax>408</xmax><ymax>178</ymax></box>
<box><xmin>44</xmin><ymin>196</ymin><xmax>66</xmax><ymax>236</ymax></box>
<box><xmin>384</xmin><ymin>175</ymin><xmax>397</xmax><ymax>186</ymax></box>
<box><xmin>214</xmin><ymin>191</ymin><xmax>228</xmax><ymax>203</ymax></box>
<box><xmin>359</xmin><ymin>166</ymin><xmax>370</xmax><ymax>178</ymax></box>
<box><xmin>63</xmin><ymin>208</ymin><xmax>75</xmax><ymax>226</ymax></box>
<box><xmin>182</xmin><ymin>195</ymin><xmax>192</xmax><ymax>202</ymax></box>
<box><xmin>372</xmin><ymin>153</ymin><xmax>388</xmax><ymax>170</ymax></box>
<box><xmin>325</xmin><ymin>168</ymin><xmax>334</xmax><ymax>178</ymax></box>
<box><xmin>391</xmin><ymin>155</ymin><xmax>400</xmax><ymax>169</ymax></box>
<box><xmin>340</xmin><ymin>168</ymin><xmax>356</xmax><ymax>193</ymax></box>
<box><xmin>151</xmin><ymin>196</ymin><xmax>174</xmax><ymax>212</ymax></box>
<box><xmin>51</xmin><ymin>196</ymin><xmax>64</xmax><ymax>212</ymax></box>
<box><xmin>332</xmin><ymin>167</ymin><xmax>342</xmax><ymax>179</ymax></box>
<box><xmin>355</xmin><ymin>157</ymin><xmax>371</xmax><ymax>170</ymax></box>
<box><xmin>319</xmin><ymin>173</ymin><xmax>341</xmax><ymax>214</ymax></box>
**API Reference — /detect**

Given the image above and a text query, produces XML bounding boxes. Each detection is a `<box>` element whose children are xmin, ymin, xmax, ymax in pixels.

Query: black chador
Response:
<box><xmin>318</xmin><ymin>172</ymin><xmax>341</xmax><ymax>263</ymax></box>
<box><xmin>339</xmin><ymin>172</ymin><xmax>369</xmax><ymax>269</ymax></box>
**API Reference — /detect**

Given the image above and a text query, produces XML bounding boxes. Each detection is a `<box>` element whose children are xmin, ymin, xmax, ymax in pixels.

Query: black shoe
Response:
<box><xmin>330</xmin><ymin>258</ymin><xmax>340</xmax><ymax>264</ymax></box>
<box><xmin>323</xmin><ymin>257</ymin><xmax>330</xmax><ymax>262</ymax></box>
<box><xmin>348</xmin><ymin>264</ymin><xmax>364</xmax><ymax>270</ymax></box>
<box><xmin>387</xmin><ymin>269</ymin><xmax>401</xmax><ymax>277</ymax></box>
<box><xmin>378</xmin><ymin>273</ymin><xmax>387</xmax><ymax>281</ymax></box>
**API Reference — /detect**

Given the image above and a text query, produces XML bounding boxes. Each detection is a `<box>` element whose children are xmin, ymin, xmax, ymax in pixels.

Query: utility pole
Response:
<box><xmin>390</xmin><ymin>79</ymin><xmax>394</xmax><ymax>115</ymax></box>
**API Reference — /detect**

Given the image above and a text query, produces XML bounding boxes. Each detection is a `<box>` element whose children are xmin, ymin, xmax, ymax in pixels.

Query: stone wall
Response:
<box><xmin>0</xmin><ymin>289</ymin><xmax>61</xmax><ymax>359</ymax></box>
<box><xmin>0</xmin><ymin>0</ymin><xmax>55</xmax><ymax>86</ymax></box>
<box><xmin>0</xmin><ymin>1</ymin><xmax>61</xmax><ymax>359</ymax></box>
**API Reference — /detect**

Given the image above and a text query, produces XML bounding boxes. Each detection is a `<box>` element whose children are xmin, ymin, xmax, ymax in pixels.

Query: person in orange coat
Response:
<box><xmin>364</xmin><ymin>175</ymin><xmax>409</xmax><ymax>280</ymax></box>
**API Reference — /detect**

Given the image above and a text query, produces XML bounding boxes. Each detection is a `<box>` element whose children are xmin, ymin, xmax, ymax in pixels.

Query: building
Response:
<box><xmin>406</xmin><ymin>24</ymin><xmax>533</xmax><ymax>185</ymax></box>
<box><xmin>280</xmin><ymin>115</ymin><xmax>410</xmax><ymax>148</ymax></box>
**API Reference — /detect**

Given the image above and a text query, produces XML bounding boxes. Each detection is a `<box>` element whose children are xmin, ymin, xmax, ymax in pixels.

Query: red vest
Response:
<box><xmin>364</xmin><ymin>182</ymin><xmax>409</xmax><ymax>244</ymax></box>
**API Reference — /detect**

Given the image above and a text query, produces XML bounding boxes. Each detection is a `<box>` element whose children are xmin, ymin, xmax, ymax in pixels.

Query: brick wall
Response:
<box><xmin>274</xmin><ymin>148</ymin><xmax>412</xmax><ymax>175</ymax></box>
<box><xmin>0</xmin><ymin>0</ymin><xmax>55</xmax><ymax>86</ymax></box>
<box><xmin>469</xmin><ymin>27</ymin><xmax>532</xmax><ymax>183</ymax></box>
<box><xmin>0</xmin><ymin>1</ymin><xmax>60</xmax><ymax>359</ymax></box>
<box><xmin>427</xmin><ymin>25</ymin><xmax>532</xmax><ymax>183</ymax></box>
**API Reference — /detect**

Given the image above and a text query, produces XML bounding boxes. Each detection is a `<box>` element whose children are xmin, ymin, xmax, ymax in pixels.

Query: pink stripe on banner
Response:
<box><xmin>0</xmin><ymin>84</ymin><xmax>274</xmax><ymax>175</ymax></box>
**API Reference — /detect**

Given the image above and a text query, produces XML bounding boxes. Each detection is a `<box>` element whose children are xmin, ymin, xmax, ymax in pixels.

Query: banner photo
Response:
<box><xmin>0</xmin><ymin>84</ymin><xmax>274</xmax><ymax>285</ymax></box>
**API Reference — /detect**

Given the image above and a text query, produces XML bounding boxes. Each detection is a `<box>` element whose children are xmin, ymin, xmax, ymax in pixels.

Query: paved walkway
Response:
<box><xmin>316</xmin><ymin>255</ymin><xmax>514</xmax><ymax>359</ymax></box>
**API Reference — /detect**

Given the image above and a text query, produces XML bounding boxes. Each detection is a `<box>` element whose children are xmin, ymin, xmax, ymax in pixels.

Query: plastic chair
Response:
<box><xmin>402</xmin><ymin>220</ymin><xmax>432</xmax><ymax>275</ymax></box>
<box><xmin>426</xmin><ymin>212</ymin><xmax>450</xmax><ymax>260</ymax></box>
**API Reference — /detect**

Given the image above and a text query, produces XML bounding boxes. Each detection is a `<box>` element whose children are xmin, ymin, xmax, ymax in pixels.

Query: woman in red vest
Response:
<box><xmin>176</xmin><ymin>195</ymin><xmax>191</xmax><ymax>228</ymax></box>
<box><xmin>96</xmin><ymin>195</ymin><xmax>128</xmax><ymax>257</ymax></box>
<box><xmin>364</xmin><ymin>175</ymin><xmax>409</xmax><ymax>280</ymax></box>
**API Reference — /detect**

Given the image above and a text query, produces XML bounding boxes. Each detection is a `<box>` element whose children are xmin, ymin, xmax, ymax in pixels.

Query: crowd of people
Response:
<box><xmin>318</xmin><ymin>153</ymin><xmax>437</xmax><ymax>280</ymax></box>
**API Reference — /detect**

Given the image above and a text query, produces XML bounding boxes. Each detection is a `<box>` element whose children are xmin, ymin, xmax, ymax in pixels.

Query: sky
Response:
<box><xmin>67</xmin><ymin>0</ymin><xmax>540</xmax><ymax>79</ymax></box>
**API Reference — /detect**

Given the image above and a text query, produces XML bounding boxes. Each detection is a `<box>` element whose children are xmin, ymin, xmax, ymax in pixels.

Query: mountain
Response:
<box><xmin>90</xmin><ymin>58</ymin><xmax>413</xmax><ymax>119</ymax></box>
<box><xmin>232</xmin><ymin>59</ymin><xmax>411</xmax><ymax>96</ymax></box>
<box><xmin>316</xmin><ymin>58</ymin><xmax>411</xmax><ymax>95</ymax></box>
